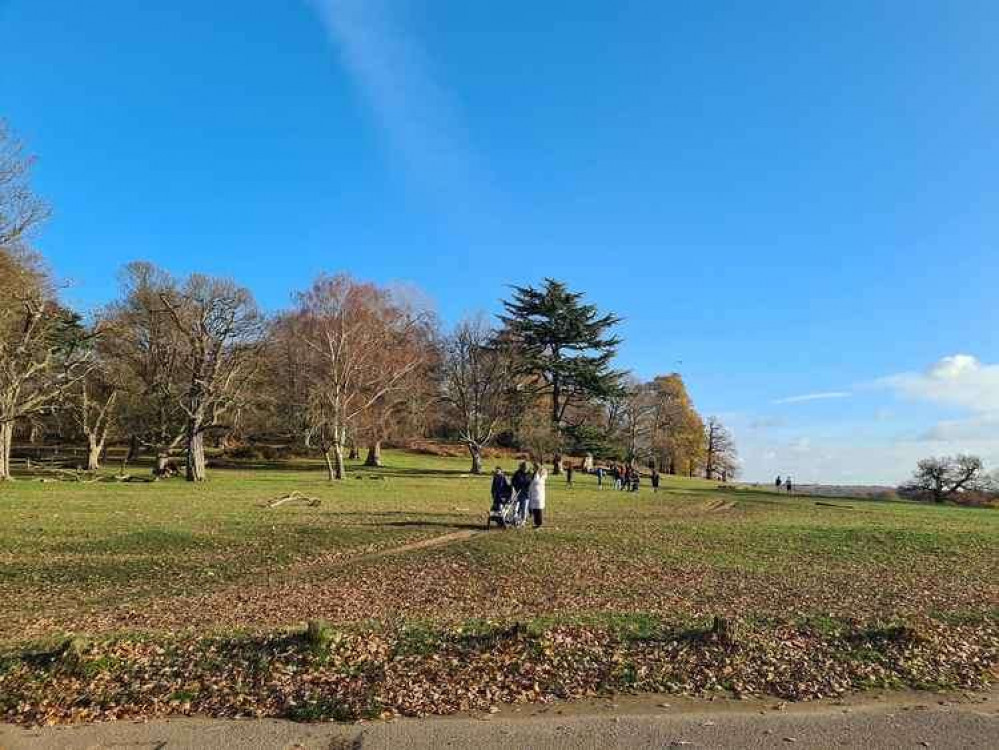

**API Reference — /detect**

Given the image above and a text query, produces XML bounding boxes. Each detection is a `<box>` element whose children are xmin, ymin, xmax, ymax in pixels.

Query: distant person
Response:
<box><xmin>528</xmin><ymin>463</ymin><xmax>548</xmax><ymax>528</ymax></box>
<box><xmin>631</xmin><ymin>470</ymin><xmax>640</xmax><ymax>492</ymax></box>
<box><xmin>612</xmin><ymin>465</ymin><xmax>622</xmax><ymax>490</ymax></box>
<box><xmin>651</xmin><ymin>470</ymin><xmax>660</xmax><ymax>493</ymax></box>
<box><xmin>490</xmin><ymin>467</ymin><xmax>510</xmax><ymax>512</ymax></box>
<box><xmin>775</xmin><ymin>475</ymin><xmax>782</xmax><ymax>492</ymax></box>
<box><xmin>786</xmin><ymin>476</ymin><xmax>793</xmax><ymax>495</ymax></box>
<box><xmin>596</xmin><ymin>466</ymin><xmax>604</xmax><ymax>489</ymax></box>
<box><xmin>511</xmin><ymin>461</ymin><xmax>531</xmax><ymax>524</ymax></box>
<box><xmin>566</xmin><ymin>464</ymin><xmax>574</xmax><ymax>487</ymax></box>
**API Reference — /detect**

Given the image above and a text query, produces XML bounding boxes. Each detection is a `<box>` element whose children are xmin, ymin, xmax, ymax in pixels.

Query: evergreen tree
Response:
<box><xmin>499</xmin><ymin>278</ymin><xmax>624</xmax><ymax>472</ymax></box>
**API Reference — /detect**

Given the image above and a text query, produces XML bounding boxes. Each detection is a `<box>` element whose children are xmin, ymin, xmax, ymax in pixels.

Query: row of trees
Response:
<box><xmin>0</xmin><ymin>121</ymin><xmax>738</xmax><ymax>482</ymax></box>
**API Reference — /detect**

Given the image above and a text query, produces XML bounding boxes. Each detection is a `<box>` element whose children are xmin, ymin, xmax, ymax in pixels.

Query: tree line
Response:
<box><xmin>0</xmin><ymin>122</ymin><xmax>737</xmax><ymax>482</ymax></box>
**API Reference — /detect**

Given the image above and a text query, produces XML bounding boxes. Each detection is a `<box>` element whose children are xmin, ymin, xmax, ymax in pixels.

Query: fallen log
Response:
<box><xmin>263</xmin><ymin>491</ymin><xmax>321</xmax><ymax>508</ymax></box>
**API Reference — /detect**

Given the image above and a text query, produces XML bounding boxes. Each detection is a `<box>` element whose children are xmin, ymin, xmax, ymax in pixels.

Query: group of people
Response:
<box><xmin>491</xmin><ymin>460</ymin><xmax>666</xmax><ymax>527</ymax></box>
<box><xmin>490</xmin><ymin>462</ymin><xmax>547</xmax><ymax>528</ymax></box>
<box><xmin>775</xmin><ymin>475</ymin><xmax>794</xmax><ymax>494</ymax></box>
<box><xmin>592</xmin><ymin>464</ymin><xmax>660</xmax><ymax>492</ymax></box>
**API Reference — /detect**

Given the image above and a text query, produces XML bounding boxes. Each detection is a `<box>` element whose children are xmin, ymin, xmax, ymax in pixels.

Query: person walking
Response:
<box><xmin>596</xmin><ymin>466</ymin><xmax>604</xmax><ymax>489</ymax></box>
<box><xmin>775</xmin><ymin>475</ymin><xmax>782</xmax><ymax>493</ymax></box>
<box><xmin>511</xmin><ymin>461</ymin><xmax>531</xmax><ymax>525</ymax></box>
<box><xmin>651</xmin><ymin>469</ymin><xmax>660</xmax><ymax>493</ymax></box>
<box><xmin>490</xmin><ymin>467</ymin><xmax>510</xmax><ymax>512</ymax></box>
<box><xmin>785</xmin><ymin>476</ymin><xmax>793</xmax><ymax>495</ymax></box>
<box><xmin>528</xmin><ymin>463</ymin><xmax>548</xmax><ymax>528</ymax></box>
<box><xmin>566</xmin><ymin>464</ymin><xmax>574</xmax><ymax>488</ymax></box>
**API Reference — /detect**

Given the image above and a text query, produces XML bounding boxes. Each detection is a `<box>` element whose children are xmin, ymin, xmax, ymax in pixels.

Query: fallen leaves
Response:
<box><xmin>0</xmin><ymin>615</ymin><xmax>996</xmax><ymax>726</ymax></box>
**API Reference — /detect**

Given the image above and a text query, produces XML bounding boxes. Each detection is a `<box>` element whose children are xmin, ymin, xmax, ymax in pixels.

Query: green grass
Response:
<box><xmin>1</xmin><ymin>449</ymin><xmax>996</xmax><ymax>644</ymax></box>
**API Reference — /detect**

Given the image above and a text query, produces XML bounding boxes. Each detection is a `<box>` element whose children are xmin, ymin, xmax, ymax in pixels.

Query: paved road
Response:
<box><xmin>1</xmin><ymin>690</ymin><xmax>996</xmax><ymax>749</ymax></box>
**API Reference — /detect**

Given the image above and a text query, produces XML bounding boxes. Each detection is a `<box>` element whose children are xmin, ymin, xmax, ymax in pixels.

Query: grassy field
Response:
<box><xmin>1</xmin><ymin>449</ymin><xmax>997</xmax><ymax>723</ymax></box>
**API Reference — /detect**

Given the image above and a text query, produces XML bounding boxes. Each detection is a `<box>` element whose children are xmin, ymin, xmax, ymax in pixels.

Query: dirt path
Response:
<box><xmin>280</xmin><ymin>527</ymin><xmax>485</xmax><ymax>577</ymax></box>
<box><xmin>1</xmin><ymin>689</ymin><xmax>995</xmax><ymax>749</ymax></box>
<box><xmin>354</xmin><ymin>529</ymin><xmax>484</xmax><ymax>561</ymax></box>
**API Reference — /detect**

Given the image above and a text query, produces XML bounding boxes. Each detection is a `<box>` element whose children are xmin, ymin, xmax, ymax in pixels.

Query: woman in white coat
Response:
<box><xmin>528</xmin><ymin>463</ymin><xmax>548</xmax><ymax>528</ymax></box>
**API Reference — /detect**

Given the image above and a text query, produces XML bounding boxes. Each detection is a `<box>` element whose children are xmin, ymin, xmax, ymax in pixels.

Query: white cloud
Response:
<box><xmin>919</xmin><ymin>415</ymin><xmax>999</xmax><ymax>442</ymax></box>
<box><xmin>772</xmin><ymin>391</ymin><xmax>851</xmax><ymax>405</ymax></box>
<box><xmin>739</xmin><ymin>434</ymin><xmax>999</xmax><ymax>486</ymax></box>
<box><xmin>739</xmin><ymin>354</ymin><xmax>999</xmax><ymax>484</ymax></box>
<box><xmin>881</xmin><ymin>354</ymin><xmax>999</xmax><ymax>414</ymax></box>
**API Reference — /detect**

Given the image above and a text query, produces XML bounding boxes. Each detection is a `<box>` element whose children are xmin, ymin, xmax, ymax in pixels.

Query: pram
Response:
<box><xmin>486</xmin><ymin>490</ymin><xmax>519</xmax><ymax>529</ymax></box>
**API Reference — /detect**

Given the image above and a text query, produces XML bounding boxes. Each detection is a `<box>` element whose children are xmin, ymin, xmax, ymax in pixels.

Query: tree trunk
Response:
<box><xmin>468</xmin><ymin>442</ymin><xmax>483</xmax><ymax>474</ymax></box>
<box><xmin>552</xmin><ymin>452</ymin><xmax>563</xmax><ymax>475</ymax></box>
<box><xmin>186</xmin><ymin>425</ymin><xmax>207</xmax><ymax>482</ymax></box>
<box><xmin>86</xmin><ymin>435</ymin><xmax>102</xmax><ymax>471</ymax></box>
<box><xmin>28</xmin><ymin>422</ymin><xmax>40</xmax><ymax>445</ymax></box>
<box><xmin>333</xmin><ymin>440</ymin><xmax>346</xmax><ymax>480</ymax></box>
<box><xmin>126</xmin><ymin>435</ymin><xmax>140</xmax><ymax>463</ymax></box>
<box><xmin>348</xmin><ymin>439</ymin><xmax>359</xmax><ymax>460</ymax></box>
<box><xmin>0</xmin><ymin>422</ymin><xmax>13</xmax><ymax>481</ymax></box>
<box><xmin>364</xmin><ymin>441</ymin><xmax>382</xmax><ymax>467</ymax></box>
<box><xmin>154</xmin><ymin>451</ymin><xmax>170</xmax><ymax>475</ymax></box>
<box><xmin>323</xmin><ymin>449</ymin><xmax>336</xmax><ymax>482</ymax></box>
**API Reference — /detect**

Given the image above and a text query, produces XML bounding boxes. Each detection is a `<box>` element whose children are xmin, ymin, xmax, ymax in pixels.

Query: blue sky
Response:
<box><xmin>2</xmin><ymin>1</ymin><xmax>997</xmax><ymax>483</ymax></box>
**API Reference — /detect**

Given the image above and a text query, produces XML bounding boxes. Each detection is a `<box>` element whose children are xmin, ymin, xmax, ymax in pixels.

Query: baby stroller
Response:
<box><xmin>486</xmin><ymin>490</ymin><xmax>519</xmax><ymax>529</ymax></box>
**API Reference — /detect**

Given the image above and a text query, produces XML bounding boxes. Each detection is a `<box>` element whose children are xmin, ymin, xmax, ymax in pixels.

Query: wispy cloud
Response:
<box><xmin>308</xmin><ymin>0</ymin><xmax>495</xmax><ymax>227</ymax></box>
<box><xmin>772</xmin><ymin>391</ymin><xmax>852</xmax><ymax>405</ymax></box>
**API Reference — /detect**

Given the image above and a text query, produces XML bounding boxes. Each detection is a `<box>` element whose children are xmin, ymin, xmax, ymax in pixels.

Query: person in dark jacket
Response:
<box><xmin>511</xmin><ymin>461</ymin><xmax>532</xmax><ymax>524</ymax></box>
<box><xmin>490</xmin><ymin>467</ymin><xmax>511</xmax><ymax>511</ymax></box>
<box><xmin>651</xmin><ymin>470</ymin><xmax>660</xmax><ymax>493</ymax></box>
<box><xmin>595</xmin><ymin>466</ymin><xmax>604</xmax><ymax>489</ymax></box>
<box><xmin>566</xmin><ymin>464</ymin><xmax>574</xmax><ymax>487</ymax></box>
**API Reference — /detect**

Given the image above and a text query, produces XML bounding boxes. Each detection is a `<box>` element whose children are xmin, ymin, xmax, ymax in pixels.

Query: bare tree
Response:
<box><xmin>0</xmin><ymin>252</ymin><xmax>92</xmax><ymax>479</ymax></box>
<box><xmin>70</xmin><ymin>366</ymin><xmax>117</xmax><ymax>471</ymax></box>
<box><xmin>899</xmin><ymin>455</ymin><xmax>986</xmax><ymax>504</ymax></box>
<box><xmin>440</xmin><ymin>315</ymin><xmax>510</xmax><ymax>474</ymax></box>
<box><xmin>263</xmin><ymin>315</ymin><xmax>313</xmax><ymax>448</ymax></box>
<box><xmin>618</xmin><ymin>377</ymin><xmax>656</xmax><ymax>465</ymax></box>
<box><xmin>0</xmin><ymin>124</ymin><xmax>63</xmax><ymax>479</ymax></box>
<box><xmin>159</xmin><ymin>274</ymin><xmax>265</xmax><ymax>482</ymax></box>
<box><xmin>703</xmin><ymin>416</ymin><xmax>737</xmax><ymax>481</ymax></box>
<box><xmin>99</xmin><ymin>263</ymin><xmax>188</xmax><ymax>476</ymax></box>
<box><xmin>289</xmin><ymin>274</ymin><xmax>429</xmax><ymax>481</ymax></box>
<box><xmin>0</xmin><ymin>121</ymin><xmax>50</xmax><ymax>254</ymax></box>
<box><xmin>357</xmin><ymin>292</ymin><xmax>437</xmax><ymax>468</ymax></box>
